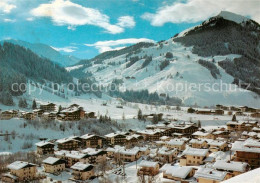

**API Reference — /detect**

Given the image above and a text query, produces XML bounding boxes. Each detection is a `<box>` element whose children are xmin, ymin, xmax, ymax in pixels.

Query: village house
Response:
<box><xmin>212</xmin><ymin>130</ymin><xmax>229</xmax><ymax>139</ymax></box>
<box><xmin>160</xmin><ymin>164</ymin><xmax>195</xmax><ymax>182</ymax></box>
<box><xmin>81</xmin><ymin>148</ymin><xmax>107</xmax><ymax>164</ymax></box>
<box><xmin>192</xmin><ymin>131</ymin><xmax>215</xmax><ymax>139</ymax></box>
<box><xmin>165</xmin><ymin>138</ymin><xmax>186</xmax><ymax>151</ymax></box>
<box><xmin>42</xmin><ymin>157</ymin><xmax>66</xmax><ymax>174</ymax></box>
<box><xmin>157</xmin><ymin>147</ymin><xmax>178</xmax><ymax>163</ymax></box>
<box><xmin>241</xmin><ymin>131</ymin><xmax>258</xmax><ymax>139</ymax></box>
<box><xmin>190</xmin><ymin>139</ymin><xmax>208</xmax><ymax>149</ymax></box>
<box><xmin>136</xmin><ymin>129</ymin><xmax>164</xmax><ymax>141</ymax></box>
<box><xmin>33</xmin><ymin>109</ymin><xmax>44</xmax><ymax>118</ymax></box>
<box><xmin>42</xmin><ymin>112</ymin><xmax>57</xmax><ymax>121</ymax></box>
<box><xmin>105</xmin><ymin>145</ymin><xmax>124</xmax><ymax>158</ymax></box>
<box><xmin>55</xmin><ymin>150</ymin><xmax>89</xmax><ymax>167</ymax></box>
<box><xmin>231</xmin><ymin>139</ymin><xmax>260</xmax><ymax>169</ymax></box>
<box><xmin>40</xmin><ymin>103</ymin><xmax>56</xmax><ymax>112</ymax></box>
<box><xmin>194</xmin><ymin>167</ymin><xmax>228</xmax><ymax>183</ymax></box>
<box><xmin>251</xmin><ymin>112</ymin><xmax>260</xmax><ymax>118</ymax></box>
<box><xmin>213</xmin><ymin>160</ymin><xmax>250</xmax><ymax>178</ymax></box>
<box><xmin>105</xmin><ymin>133</ymin><xmax>127</xmax><ymax>145</ymax></box>
<box><xmin>167</xmin><ymin>123</ymin><xmax>198</xmax><ymax>136</ymax></box>
<box><xmin>1</xmin><ymin>161</ymin><xmax>38</xmax><ymax>183</ymax></box>
<box><xmin>227</xmin><ymin>121</ymin><xmax>247</xmax><ymax>131</ymax></box>
<box><xmin>214</xmin><ymin>109</ymin><xmax>224</xmax><ymax>115</ymax></box>
<box><xmin>59</xmin><ymin>106</ymin><xmax>85</xmax><ymax>121</ymax></box>
<box><xmin>137</xmin><ymin>160</ymin><xmax>160</xmax><ymax>176</ymax></box>
<box><xmin>70</xmin><ymin>162</ymin><xmax>94</xmax><ymax>181</ymax></box>
<box><xmin>180</xmin><ymin>148</ymin><xmax>209</xmax><ymax>166</ymax></box>
<box><xmin>35</xmin><ymin>141</ymin><xmax>55</xmax><ymax>155</ymax></box>
<box><xmin>56</xmin><ymin>137</ymin><xmax>81</xmax><ymax>151</ymax></box>
<box><xmin>0</xmin><ymin>110</ymin><xmax>18</xmax><ymax>120</ymax></box>
<box><xmin>196</xmin><ymin>109</ymin><xmax>213</xmax><ymax>115</ymax></box>
<box><xmin>81</xmin><ymin>134</ymin><xmax>107</xmax><ymax>148</ymax></box>
<box><xmin>208</xmin><ymin>140</ymin><xmax>228</xmax><ymax>152</ymax></box>
<box><xmin>116</xmin><ymin>148</ymin><xmax>141</xmax><ymax>162</ymax></box>
<box><xmin>23</xmin><ymin>112</ymin><xmax>35</xmax><ymax>120</ymax></box>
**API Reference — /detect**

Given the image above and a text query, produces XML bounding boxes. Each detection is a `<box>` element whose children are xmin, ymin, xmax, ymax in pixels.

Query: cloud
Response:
<box><xmin>117</xmin><ymin>16</ymin><xmax>136</xmax><ymax>28</ymax></box>
<box><xmin>142</xmin><ymin>0</ymin><xmax>260</xmax><ymax>25</ymax></box>
<box><xmin>51</xmin><ymin>46</ymin><xmax>77</xmax><ymax>53</ymax></box>
<box><xmin>0</xmin><ymin>0</ymin><xmax>16</xmax><ymax>13</ymax></box>
<box><xmin>31</xmin><ymin>0</ymin><xmax>135</xmax><ymax>34</ymax></box>
<box><xmin>26</xmin><ymin>17</ymin><xmax>34</xmax><ymax>21</ymax></box>
<box><xmin>3</xmin><ymin>18</ymin><xmax>16</xmax><ymax>23</ymax></box>
<box><xmin>85</xmin><ymin>38</ymin><xmax>155</xmax><ymax>53</ymax></box>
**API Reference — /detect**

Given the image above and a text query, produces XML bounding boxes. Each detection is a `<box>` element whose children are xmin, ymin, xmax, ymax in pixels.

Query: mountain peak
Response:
<box><xmin>217</xmin><ymin>11</ymin><xmax>249</xmax><ymax>24</ymax></box>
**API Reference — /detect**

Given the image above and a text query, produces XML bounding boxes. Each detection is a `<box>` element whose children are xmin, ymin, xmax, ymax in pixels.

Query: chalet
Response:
<box><xmin>23</xmin><ymin>112</ymin><xmax>35</xmax><ymax>120</ymax></box>
<box><xmin>214</xmin><ymin>109</ymin><xmax>224</xmax><ymax>115</ymax></box>
<box><xmin>161</xmin><ymin>164</ymin><xmax>195</xmax><ymax>182</ymax></box>
<box><xmin>235</xmin><ymin>111</ymin><xmax>243</xmax><ymax>116</ymax></box>
<box><xmin>252</xmin><ymin>127</ymin><xmax>260</xmax><ymax>133</ymax></box>
<box><xmin>125</xmin><ymin>134</ymin><xmax>144</xmax><ymax>147</ymax></box>
<box><xmin>60</xmin><ymin>107</ymin><xmax>85</xmax><ymax>121</ymax></box>
<box><xmin>85</xmin><ymin>112</ymin><xmax>96</xmax><ymax>118</ymax></box>
<box><xmin>35</xmin><ymin>141</ymin><xmax>55</xmax><ymax>155</ymax></box>
<box><xmin>137</xmin><ymin>160</ymin><xmax>159</xmax><ymax>176</ymax></box>
<box><xmin>56</xmin><ymin>137</ymin><xmax>81</xmax><ymax>151</ymax></box>
<box><xmin>180</xmin><ymin>148</ymin><xmax>209</xmax><ymax>166</ymax></box>
<box><xmin>213</xmin><ymin>160</ymin><xmax>249</xmax><ymax>178</ymax></box>
<box><xmin>194</xmin><ymin>167</ymin><xmax>228</xmax><ymax>183</ymax></box>
<box><xmin>136</xmin><ymin>129</ymin><xmax>164</xmax><ymax>141</ymax></box>
<box><xmin>81</xmin><ymin>148</ymin><xmax>107</xmax><ymax>164</ymax></box>
<box><xmin>192</xmin><ymin>131</ymin><xmax>214</xmax><ymax>139</ymax></box>
<box><xmin>42</xmin><ymin>112</ymin><xmax>57</xmax><ymax>121</ymax></box>
<box><xmin>251</xmin><ymin>112</ymin><xmax>260</xmax><ymax>118</ymax></box>
<box><xmin>212</xmin><ymin>130</ymin><xmax>229</xmax><ymax>139</ymax></box>
<box><xmin>33</xmin><ymin>109</ymin><xmax>44</xmax><ymax>118</ymax></box>
<box><xmin>42</xmin><ymin>157</ymin><xmax>66</xmax><ymax>174</ymax></box>
<box><xmin>231</xmin><ymin>139</ymin><xmax>260</xmax><ymax>169</ymax></box>
<box><xmin>40</xmin><ymin>103</ymin><xmax>56</xmax><ymax>112</ymax></box>
<box><xmin>190</xmin><ymin>139</ymin><xmax>208</xmax><ymax>149</ymax></box>
<box><xmin>0</xmin><ymin>110</ymin><xmax>17</xmax><ymax>120</ymax></box>
<box><xmin>241</xmin><ymin>131</ymin><xmax>258</xmax><ymax>139</ymax></box>
<box><xmin>70</xmin><ymin>162</ymin><xmax>94</xmax><ymax>181</ymax></box>
<box><xmin>116</xmin><ymin>148</ymin><xmax>141</xmax><ymax>162</ymax></box>
<box><xmin>165</xmin><ymin>139</ymin><xmax>186</xmax><ymax>150</ymax></box>
<box><xmin>208</xmin><ymin>140</ymin><xmax>228</xmax><ymax>152</ymax></box>
<box><xmin>105</xmin><ymin>133</ymin><xmax>127</xmax><ymax>145</ymax></box>
<box><xmin>227</xmin><ymin>121</ymin><xmax>247</xmax><ymax>131</ymax></box>
<box><xmin>81</xmin><ymin>134</ymin><xmax>107</xmax><ymax>148</ymax></box>
<box><xmin>157</xmin><ymin>147</ymin><xmax>178</xmax><ymax>163</ymax></box>
<box><xmin>229</xmin><ymin>106</ymin><xmax>240</xmax><ymax>111</ymax></box>
<box><xmin>55</xmin><ymin>150</ymin><xmax>89</xmax><ymax>167</ymax></box>
<box><xmin>196</xmin><ymin>109</ymin><xmax>213</xmax><ymax>115</ymax></box>
<box><xmin>2</xmin><ymin>161</ymin><xmax>38</xmax><ymax>182</ymax></box>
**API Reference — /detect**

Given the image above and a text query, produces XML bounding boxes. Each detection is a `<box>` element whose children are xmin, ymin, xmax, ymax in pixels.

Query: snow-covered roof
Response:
<box><xmin>158</xmin><ymin>147</ymin><xmax>177</xmax><ymax>155</ymax></box>
<box><xmin>213</xmin><ymin>160</ymin><xmax>248</xmax><ymax>172</ymax></box>
<box><xmin>137</xmin><ymin>129</ymin><xmax>164</xmax><ymax>135</ymax></box>
<box><xmin>119</xmin><ymin>148</ymin><xmax>140</xmax><ymax>155</ymax></box>
<box><xmin>193</xmin><ymin>131</ymin><xmax>210</xmax><ymax>136</ymax></box>
<box><xmin>81</xmin><ymin>134</ymin><xmax>95</xmax><ymax>139</ymax></box>
<box><xmin>139</xmin><ymin>160</ymin><xmax>158</xmax><ymax>168</ymax></box>
<box><xmin>195</xmin><ymin>167</ymin><xmax>227</xmax><ymax>181</ymax></box>
<box><xmin>167</xmin><ymin>139</ymin><xmax>185</xmax><ymax>146</ymax></box>
<box><xmin>161</xmin><ymin>164</ymin><xmax>193</xmax><ymax>179</ymax></box>
<box><xmin>209</xmin><ymin>140</ymin><xmax>227</xmax><ymax>147</ymax></box>
<box><xmin>42</xmin><ymin>157</ymin><xmax>62</xmax><ymax>165</ymax></box>
<box><xmin>71</xmin><ymin>162</ymin><xmax>93</xmax><ymax>171</ymax></box>
<box><xmin>190</xmin><ymin>139</ymin><xmax>206</xmax><ymax>144</ymax></box>
<box><xmin>35</xmin><ymin>141</ymin><xmax>54</xmax><ymax>147</ymax></box>
<box><xmin>231</xmin><ymin>139</ymin><xmax>260</xmax><ymax>153</ymax></box>
<box><xmin>82</xmin><ymin>148</ymin><xmax>104</xmax><ymax>155</ymax></box>
<box><xmin>183</xmin><ymin>147</ymin><xmax>208</xmax><ymax>156</ymax></box>
<box><xmin>227</xmin><ymin>121</ymin><xmax>244</xmax><ymax>125</ymax></box>
<box><xmin>7</xmin><ymin>161</ymin><xmax>36</xmax><ymax>170</ymax></box>
<box><xmin>56</xmin><ymin>136</ymin><xmax>79</xmax><ymax>144</ymax></box>
<box><xmin>105</xmin><ymin>132</ymin><xmax>126</xmax><ymax>138</ymax></box>
<box><xmin>160</xmin><ymin>136</ymin><xmax>170</xmax><ymax>140</ymax></box>
<box><xmin>222</xmin><ymin>167</ymin><xmax>260</xmax><ymax>183</ymax></box>
<box><xmin>2</xmin><ymin>172</ymin><xmax>18</xmax><ymax>180</ymax></box>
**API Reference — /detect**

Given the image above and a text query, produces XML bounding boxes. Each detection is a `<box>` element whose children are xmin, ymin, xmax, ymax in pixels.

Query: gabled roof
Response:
<box><xmin>7</xmin><ymin>161</ymin><xmax>36</xmax><ymax>170</ymax></box>
<box><xmin>194</xmin><ymin>167</ymin><xmax>227</xmax><ymax>181</ymax></box>
<box><xmin>42</xmin><ymin>157</ymin><xmax>64</xmax><ymax>165</ymax></box>
<box><xmin>35</xmin><ymin>141</ymin><xmax>54</xmax><ymax>147</ymax></box>
<box><xmin>139</xmin><ymin>160</ymin><xmax>158</xmax><ymax>168</ymax></box>
<box><xmin>213</xmin><ymin>160</ymin><xmax>248</xmax><ymax>172</ymax></box>
<box><xmin>71</xmin><ymin>162</ymin><xmax>93</xmax><ymax>171</ymax></box>
<box><xmin>167</xmin><ymin>139</ymin><xmax>185</xmax><ymax>146</ymax></box>
<box><xmin>182</xmin><ymin>147</ymin><xmax>208</xmax><ymax>156</ymax></box>
<box><xmin>162</xmin><ymin>165</ymin><xmax>193</xmax><ymax>179</ymax></box>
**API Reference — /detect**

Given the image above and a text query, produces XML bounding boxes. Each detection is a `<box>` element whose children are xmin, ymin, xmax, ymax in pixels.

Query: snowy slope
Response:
<box><xmin>77</xmin><ymin>39</ymin><xmax>259</xmax><ymax>107</ymax></box>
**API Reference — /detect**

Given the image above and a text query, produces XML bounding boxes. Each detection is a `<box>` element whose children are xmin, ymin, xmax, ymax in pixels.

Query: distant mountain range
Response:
<box><xmin>0</xmin><ymin>39</ymin><xmax>80</xmax><ymax>67</ymax></box>
<box><xmin>67</xmin><ymin>11</ymin><xmax>260</xmax><ymax>107</ymax></box>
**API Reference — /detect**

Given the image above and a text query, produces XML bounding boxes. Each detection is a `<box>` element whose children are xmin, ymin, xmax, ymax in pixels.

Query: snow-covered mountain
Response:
<box><xmin>1</xmin><ymin>39</ymin><xmax>80</xmax><ymax>66</ymax></box>
<box><xmin>69</xmin><ymin>11</ymin><xmax>260</xmax><ymax>108</ymax></box>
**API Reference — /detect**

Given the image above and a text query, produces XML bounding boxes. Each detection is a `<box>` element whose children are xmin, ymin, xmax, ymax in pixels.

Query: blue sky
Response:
<box><xmin>0</xmin><ymin>0</ymin><xmax>259</xmax><ymax>59</ymax></box>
